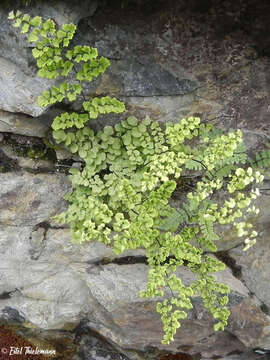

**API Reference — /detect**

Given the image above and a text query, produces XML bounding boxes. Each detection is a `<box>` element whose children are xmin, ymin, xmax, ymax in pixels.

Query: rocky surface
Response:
<box><xmin>0</xmin><ymin>172</ymin><xmax>70</xmax><ymax>226</ymax></box>
<box><xmin>1</xmin><ymin>0</ymin><xmax>270</xmax><ymax>359</ymax></box>
<box><xmin>0</xmin><ymin>178</ymin><xmax>270</xmax><ymax>359</ymax></box>
<box><xmin>75</xmin><ymin>0</ymin><xmax>270</xmax><ymax>145</ymax></box>
<box><xmin>0</xmin><ymin>109</ymin><xmax>58</xmax><ymax>137</ymax></box>
<box><xmin>1</xmin><ymin>143</ymin><xmax>54</xmax><ymax>171</ymax></box>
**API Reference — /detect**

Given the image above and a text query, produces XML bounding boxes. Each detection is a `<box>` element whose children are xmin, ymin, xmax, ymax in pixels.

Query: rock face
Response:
<box><xmin>1</xmin><ymin>0</ymin><xmax>270</xmax><ymax>359</ymax></box>
<box><xmin>0</xmin><ymin>172</ymin><xmax>70</xmax><ymax>226</ymax></box>
<box><xmin>0</xmin><ymin>109</ymin><xmax>58</xmax><ymax>137</ymax></box>
<box><xmin>1</xmin><ymin>214</ymin><xmax>270</xmax><ymax>359</ymax></box>
<box><xmin>0</xmin><ymin>170</ymin><xmax>270</xmax><ymax>359</ymax></box>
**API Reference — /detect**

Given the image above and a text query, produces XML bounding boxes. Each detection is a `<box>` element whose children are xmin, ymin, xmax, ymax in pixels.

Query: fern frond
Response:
<box><xmin>185</xmin><ymin>159</ymin><xmax>204</xmax><ymax>171</ymax></box>
<box><xmin>159</xmin><ymin>208</ymin><xmax>188</xmax><ymax>232</ymax></box>
<box><xmin>250</xmin><ymin>148</ymin><xmax>270</xmax><ymax>169</ymax></box>
<box><xmin>198</xmin><ymin>217</ymin><xmax>218</xmax><ymax>251</ymax></box>
<box><xmin>83</xmin><ymin>97</ymin><xmax>126</xmax><ymax>119</ymax></box>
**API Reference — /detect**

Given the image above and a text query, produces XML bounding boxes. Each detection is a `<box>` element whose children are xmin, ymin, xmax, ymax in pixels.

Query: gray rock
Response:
<box><xmin>106</xmin><ymin>59</ymin><xmax>197</xmax><ymax>97</ymax></box>
<box><xmin>29</xmin><ymin>226</ymin><xmax>46</xmax><ymax>260</ymax></box>
<box><xmin>124</xmin><ymin>94</ymin><xmax>196</xmax><ymax>124</ymax></box>
<box><xmin>227</xmin><ymin>297</ymin><xmax>270</xmax><ymax>349</ymax></box>
<box><xmin>29</xmin><ymin>0</ymin><xmax>98</xmax><ymax>27</ymax></box>
<box><xmin>0</xmin><ymin>226</ymin><xmax>34</xmax><ymax>262</ymax></box>
<box><xmin>1</xmin><ymin>144</ymin><xmax>54</xmax><ymax>171</ymax></box>
<box><xmin>0</xmin><ymin>306</ymin><xmax>25</xmax><ymax>324</ymax></box>
<box><xmin>0</xmin><ymin>278</ymin><xmax>92</xmax><ymax>329</ymax></box>
<box><xmin>0</xmin><ymin>224</ymin><xmax>263</xmax><ymax>357</ymax></box>
<box><xmin>229</xmin><ymin>228</ymin><xmax>270</xmax><ymax>310</ymax></box>
<box><xmin>0</xmin><ymin>172</ymin><xmax>70</xmax><ymax>226</ymax></box>
<box><xmin>34</xmin><ymin>228</ymin><xmax>146</xmax><ymax>264</ymax></box>
<box><xmin>0</xmin><ymin>226</ymin><xmax>93</xmax><ymax>328</ymax></box>
<box><xmin>0</xmin><ymin>171</ymin><xmax>269</xmax><ymax>357</ymax></box>
<box><xmin>0</xmin><ymin>57</ymin><xmax>52</xmax><ymax>117</ymax></box>
<box><xmin>55</xmin><ymin>148</ymin><xmax>73</xmax><ymax>161</ymax></box>
<box><xmin>74</xmin><ymin>334</ymin><xmax>130</xmax><ymax>360</ymax></box>
<box><xmin>89</xmin><ymin>59</ymin><xmax>197</xmax><ymax>127</ymax></box>
<box><xmin>41</xmin><ymin>228</ymin><xmax>115</xmax><ymax>264</ymax></box>
<box><xmin>215</xmin><ymin>351</ymin><xmax>270</xmax><ymax>360</ymax></box>
<box><xmin>17</xmin><ymin>157</ymin><xmax>55</xmax><ymax>171</ymax></box>
<box><xmin>0</xmin><ymin>211</ymin><xmax>258</xmax><ymax>356</ymax></box>
<box><xmin>84</xmin><ymin>263</ymin><xmax>258</xmax><ymax>357</ymax></box>
<box><xmin>0</xmin><ymin>109</ymin><xmax>55</xmax><ymax>137</ymax></box>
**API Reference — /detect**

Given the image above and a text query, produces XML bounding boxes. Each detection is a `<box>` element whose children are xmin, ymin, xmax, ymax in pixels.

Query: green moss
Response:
<box><xmin>26</xmin><ymin>146</ymin><xmax>46</xmax><ymax>159</ymax></box>
<box><xmin>4</xmin><ymin>134</ymin><xmax>57</xmax><ymax>163</ymax></box>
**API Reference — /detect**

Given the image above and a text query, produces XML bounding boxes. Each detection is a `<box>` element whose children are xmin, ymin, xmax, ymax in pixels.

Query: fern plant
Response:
<box><xmin>8</xmin><ymin>10</ymin><xmax>125</xmax><ymax>114</ymax></box>
<box><xmin>9</xmin><ymin>11</ymin><xmax>264</xmax><ymax>345</ymax></box>
<box><xmin>53</xmin><ymin>116</ymin><xmax>263</xmax><ymax>344</ymax></box>
<box><xmin>249</xmin><ymin>145</ymin><xmax>270</xmax><ymax>169</ymax></box>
